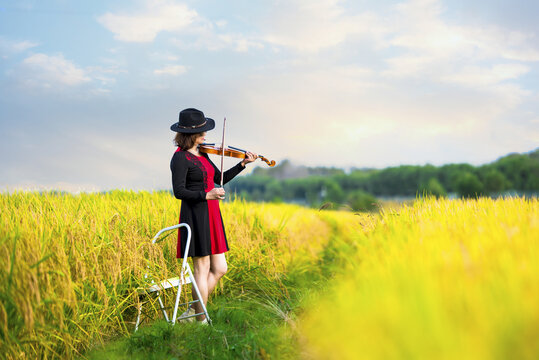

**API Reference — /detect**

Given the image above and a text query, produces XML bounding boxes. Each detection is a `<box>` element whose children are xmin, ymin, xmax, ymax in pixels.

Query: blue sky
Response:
<box><xmin>1</xmin><ymin>0</ymin><xmax>538</xmax><ymax>192</ymax></box>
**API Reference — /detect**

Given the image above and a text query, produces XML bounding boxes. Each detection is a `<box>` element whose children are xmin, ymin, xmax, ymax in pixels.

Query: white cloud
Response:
<box><xmin>0</xmin><ymin>36</ymin><xmax>38</xmax><ymax>56</ymax></box>
<box><xmin>441</xmin><ymin>64</ymin><xmax>530</xmax><ymax>87</ymax></box>
<box><xmin>215</xmin><ymin>20</ymin><xmax>227</xmax><ymax>28</ymax></box>
<box><xmin>150</xmin><ymin>51</ymin><xmax>180</xmax><ymax>61</ymax></box>
<box><xmin>98</xmin><ymin>0</ymin><xmax>381</xmax><ymax>52</ymax></box>
<box><xmin>98</xmin><ymin>0</ymin><xmax>199</xmax><ymax>42</ymax></box>
<box><xmin>168</xmin><ymin>25</ymin><xmax>264</xmax><ymax>52</ymax></box>
<box><xmin>98</xmin><ymin>1</ymin><xmax>264</xmax><ymax>53</ymax></box>
<box><xmin>87</xmin><ymin>64</ymin><xmax>126</xmax><ymax>85</ymax></box>
<box><xmin>3</xmin><ymin>0</ymin><xmax>539</xmax><ymax>189</ymax></box>
<box><xmin>383</xmin><ymin>0</ymin><xmax>539</xmax><ymax>78</ymax></box>
<box><xmin>153</xmin><ymin>64</ymin><xmax>187</xmax><ymax>75</ymax></box>
<box><xmin>214</xmin><ymin>33</ymin><xmax>264</xmax><ymax>52</ymax></box>
<box><xmin>11</xmin><ymin>53</ymin><xmax>124</xmax><ymax>94</ymax></box>
<box><xmin>373</xmin><ymin>0</ymin><xmax>539</xmax><ymax>124</ymax></box>
<box><xmin>383</xmin><ymin>54</ymin><xmax>437</xmax><ymax>78</ymax></box>
<box><xmin>21</xmin><ymin>53</ymin><xmax>91</xmax><ymax>87</ymax></box>
<box><xmin>463</xmin><ymin>26</ymin><xmax>539</xmax><ymax>62</ymax></box>
<box><xmin>13</xmin><ymin>41</ymin><xmax>37</xmax><ymax>52</ymax></box>
<box><xmin>220</xmin><ymin>48</ymin><xmax>536</xmax><ymax>167</ymax></box>
<box><xmin>261</xmin><ymin>0</ymin><xmax>384</xmax><ymax>52</ymax></box>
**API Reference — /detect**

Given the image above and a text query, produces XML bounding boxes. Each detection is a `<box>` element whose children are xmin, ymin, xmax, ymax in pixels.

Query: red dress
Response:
<box><xmin>170</xmin><ymin>148</ymin><xmax>245</xmax><ymax>258</ymax></box>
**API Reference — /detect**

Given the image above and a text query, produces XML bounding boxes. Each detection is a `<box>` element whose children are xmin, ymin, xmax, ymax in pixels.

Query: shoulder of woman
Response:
<box><xmin>171</xmin><ymin>149</ymin><xmax>188</xmax><ymax>162</ymax></box>
<box><xmin>174</xmin><ymin>147</ymin><xmax>187</xmax><ymax>155</ymax></box>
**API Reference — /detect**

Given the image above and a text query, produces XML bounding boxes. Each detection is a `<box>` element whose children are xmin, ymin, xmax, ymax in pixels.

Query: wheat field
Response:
<box><xmin>300</xmin><ymin>197</ymin><xmax>539</xmax><ymax>359</ymax></box>
<box><xmin>0</xmin><ymin>191</ymin><xmax>360</xmax><ymax>359</ymax></box>
<box><xmin>0</xmin><ymin>192</ymin><xmax>537</xmax><ymax>359</ymax></box>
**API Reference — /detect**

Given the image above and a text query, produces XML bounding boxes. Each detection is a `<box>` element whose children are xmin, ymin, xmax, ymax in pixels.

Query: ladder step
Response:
<box><xmin>178</xmin><ymin>312</ymin><xmax>205</xmax><ymax>319</ymax></box>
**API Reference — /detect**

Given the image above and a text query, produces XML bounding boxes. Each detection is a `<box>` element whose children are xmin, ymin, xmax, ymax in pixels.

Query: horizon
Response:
<box><xmin>1</xmin><ymin>0</ymin><xmax>538</xmax><ymax>192</ymax></box>
<box><xmin>1</xmin><ymin>146</ymin><xmax>536</xmax><ymax>194</ymax></box>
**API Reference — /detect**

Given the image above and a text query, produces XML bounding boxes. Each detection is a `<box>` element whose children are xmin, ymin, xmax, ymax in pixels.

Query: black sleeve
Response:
<box><xmin>170</xmin><ymin>153</ymin><xmax>206</xmax><ymax>201</ymax></box>
<box><xmin>204</xmin><ymin>154</ymin><xmax>246</xmax><ymax>185</ymax></box>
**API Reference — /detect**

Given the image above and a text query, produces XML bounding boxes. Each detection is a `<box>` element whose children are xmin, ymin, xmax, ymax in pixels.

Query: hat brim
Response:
<box><xmin>170</xmin><ymin>118</ymin><xmax>215</xmax><ymax>133</ymax></box>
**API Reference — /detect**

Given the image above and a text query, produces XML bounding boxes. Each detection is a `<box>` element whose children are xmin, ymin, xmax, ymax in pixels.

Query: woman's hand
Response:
<box><xmin>241</xmin><ymin>151</ymin><xmax>257</xmax><ymax>167</ymax></box>
<box><xmin>206</xmin><ymin>187</ymin><xmax>225</xmax><ymax>200</ymax></box>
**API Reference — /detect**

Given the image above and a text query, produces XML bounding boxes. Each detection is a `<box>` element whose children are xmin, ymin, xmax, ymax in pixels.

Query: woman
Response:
<box><xmin>170</xmin><ymin>108</ymin><xmax>256</xmax><ymax>324</ymax></box>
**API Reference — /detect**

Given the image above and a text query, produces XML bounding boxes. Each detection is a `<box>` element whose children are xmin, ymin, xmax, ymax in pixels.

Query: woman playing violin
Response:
<box><xmin>170</xmin><ymin>108</ymin><xmax>257</xmax><ymax>324</ymax></box>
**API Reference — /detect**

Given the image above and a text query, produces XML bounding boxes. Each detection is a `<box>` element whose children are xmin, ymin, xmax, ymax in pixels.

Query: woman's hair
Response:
<box><xmin>174</xmin><ymin>132</ymin><xmax>202</xmax><ymax>150</ymax></box>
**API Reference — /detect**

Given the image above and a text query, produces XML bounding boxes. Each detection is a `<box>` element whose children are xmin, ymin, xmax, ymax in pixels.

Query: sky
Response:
<box><xmin>1</xmin><ymin>0</ymin><xmax>538</xmax><ymax>192</ymax></box>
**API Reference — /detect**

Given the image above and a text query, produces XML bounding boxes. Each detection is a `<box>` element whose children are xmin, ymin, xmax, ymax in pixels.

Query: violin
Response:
<box><xmin>199</xmin><ymin>143</ymin><xmax>276</xmax><ymax>167</ymax></box>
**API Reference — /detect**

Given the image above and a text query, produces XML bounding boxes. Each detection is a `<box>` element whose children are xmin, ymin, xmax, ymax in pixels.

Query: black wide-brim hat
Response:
<box><xmin>170</xmin><ymin>108</ymin><xmax>215</xmax><ymax>133</ymax></box>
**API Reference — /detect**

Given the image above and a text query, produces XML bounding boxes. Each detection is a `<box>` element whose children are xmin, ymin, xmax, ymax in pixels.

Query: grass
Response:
<box><xmin>1</xmin><ymin>193</ymin><xmax>537</xmax><ymax>359</ymax></box>
<box><xmin>300</xmin><ymin>197</ymin><xmax>539</xmax><ymax>360</ymax></box>
<box><xmin>0</xmin><ymin>191</ymin><xmax>361</xmax><ymax>359</ymax></box>
<box><xmin>85</xmin><ymin>291</ymin><xmax>297</xmax><ymax>359</ymax></box>
<box><xmin>84</xmin><ymin>215</ymin><xmax>360</xmax><ymax>359</ymax></box>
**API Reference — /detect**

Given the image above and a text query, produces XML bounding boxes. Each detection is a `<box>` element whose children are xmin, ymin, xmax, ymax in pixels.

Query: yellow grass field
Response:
<box><xmin>300</xmin><ymin>197</ymin><xmax>539</xmax><ymax>359</ymax></box>
<box><xmin>1</xmin><ymin>192</ymin><xmax>537</xmax><ymax>359</ymax></box>
<box><xmin>0</xmin><ymin>191</ymin><xmax>359</xmax><ymax>359</ymax></box>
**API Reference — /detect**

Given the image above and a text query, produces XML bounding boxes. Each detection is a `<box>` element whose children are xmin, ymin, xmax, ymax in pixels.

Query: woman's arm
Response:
<box><xmin>170</xmin><ymin>153</ymin><xmax>206</xmax><ymax>201</ymax></box>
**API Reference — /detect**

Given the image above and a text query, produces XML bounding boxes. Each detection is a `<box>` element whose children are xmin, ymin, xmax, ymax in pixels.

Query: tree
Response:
<box><xmin>438</xmin><ymin>163</ymin><xmax>475</xmax><ymax>192</ymax></box>
<box><xmin>264</xmin><ymin>180</ymin><xmax>283</xmax><ymax>202</ymax></box>
<box><xmin>483</xmin><ymin>170</ymin><xmax>507</xmax><ymax>193</ymax></box>
<box><xmin>323</xmin><ymin>179</ymin><xmax>345</xmax><ymax>203</ymax></box>
<box><xmin>347</xmin><ymin>190</ymin><xmax>378</xmax><ymax>212</ymax></box>
<box><xmin>493</xmin><ymin>152</ymin><xmax>536</xmax><ymax>190</ymax></box>
<box><xmin>456</xmin><ymin>172</ymin><xmax>484</xmax><ymax>198</ymax></box>
<box><xmin>419</xmin><ymin>178</ymin><xmax>447</xmax><ymax>198</ymax></box>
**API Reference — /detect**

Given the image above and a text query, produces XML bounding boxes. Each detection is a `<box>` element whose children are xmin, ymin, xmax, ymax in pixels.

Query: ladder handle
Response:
<box><xmin>152</xmin><ymin>224</ymin><xmax>183</xmax><ymax>244</ymax></box>
<box><xmin>151</xmin><ymin>224</ymin><xmax>192</xmax><ymax>273</ymax></box>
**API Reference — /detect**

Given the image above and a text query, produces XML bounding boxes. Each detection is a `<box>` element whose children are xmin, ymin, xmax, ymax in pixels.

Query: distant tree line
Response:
<box><xmin>227</xmin><ymin>149</ymin><xmax>539</xmax><ymax>211</ymax></box>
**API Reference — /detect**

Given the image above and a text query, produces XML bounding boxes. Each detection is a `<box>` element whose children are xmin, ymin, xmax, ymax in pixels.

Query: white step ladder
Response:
<box><xmin>135</xmin><ymin>224</ymin><xmax>211</xmax><ymax>331</ymax></box>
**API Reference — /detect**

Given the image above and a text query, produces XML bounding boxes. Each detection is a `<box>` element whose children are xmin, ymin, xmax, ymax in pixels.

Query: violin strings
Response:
<box><xmin>228</xmin><ymin>145</ymin><xmax>246</xmax><ymax>153</ymax></box>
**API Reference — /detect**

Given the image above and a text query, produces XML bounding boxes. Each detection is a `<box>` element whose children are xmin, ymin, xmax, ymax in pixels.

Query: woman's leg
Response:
<box><xmin>207</xmin><ymin>253</ymin><xmax>228</xmax><ymax>295</ymax></box>
<box><xmin>191</xmin><ymin>254</ymin><xmax>227</xmax><ymax>321</ymax></box>
<box><xmin>191</xmin><ymin>256</ymin><xmax>210</xmax><ymax>320</ymax></box>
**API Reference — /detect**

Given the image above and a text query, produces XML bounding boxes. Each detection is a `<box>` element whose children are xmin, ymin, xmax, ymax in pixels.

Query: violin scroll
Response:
<box><xmin>259</xmin><ymin>156</ymin><xmax>276</xmax><ymax>167</ymax></box>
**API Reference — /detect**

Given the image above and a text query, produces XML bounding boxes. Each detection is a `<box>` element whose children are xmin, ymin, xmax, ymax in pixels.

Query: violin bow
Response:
<box><xmin>220</xmin><ymin>117</ymin><xmax>226</xmax><ymax>187</ymax></box>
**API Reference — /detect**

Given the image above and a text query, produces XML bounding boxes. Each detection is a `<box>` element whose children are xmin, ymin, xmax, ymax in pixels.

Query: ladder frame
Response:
<box><xmin>135</xmin><ymin>224</ymin><xmax>211</xmax><ymax>331</ymax></box>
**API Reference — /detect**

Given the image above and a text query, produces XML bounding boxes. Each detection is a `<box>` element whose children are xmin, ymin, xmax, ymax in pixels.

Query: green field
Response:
<box><xmin>1</xmin><ymin>192</ymin><xmax>537</xmax><ymax>359</ymax></box>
